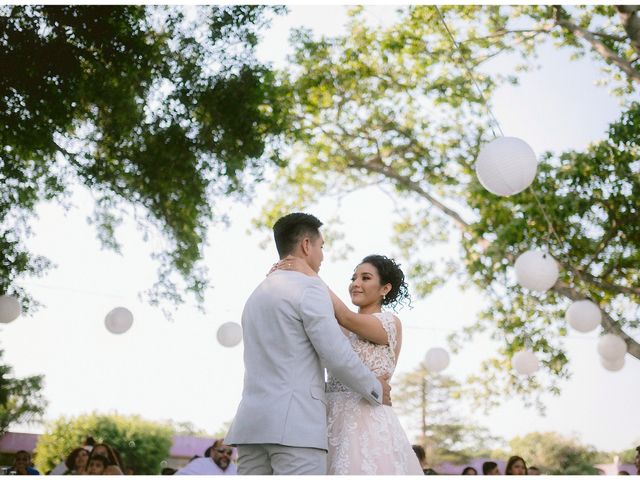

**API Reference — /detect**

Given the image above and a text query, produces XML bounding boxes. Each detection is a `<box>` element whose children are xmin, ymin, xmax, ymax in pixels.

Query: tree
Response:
<box><xmin>255</xmin><ymin>5</ymin><xmax>640</xmax><ymax>407</ymax></box>
<box><xmin>476</xmin><ymin>5</ymin><xmax>640</xmax><ymax>96</ymax></box>
<box><xmin>0</xmin><ymin>350</ymin><xmax>47</xmax><ymax>436</ymax></box>
<box><xmin>34</xmin><ymin>413</ymin><xmax>174</xmax><ymax>474</ymax></box>
<box><xmin>495</xmin><ymin>431</ymin><xmax>603</xmax><ymax>474</ymax></box>
<box><xmin>167</xmin><ymin>420</ymin><xmax>209</xmax><ymax>438</ymax></box>
<box><xmin>394</xmin><ymin>363</ymin><xmax>502</xmax><ymax>466</ymax></box>
<box><xmin>615</xmin><ymin>444</ymin><xmax>640</xmax><ymax>465</ymax></box>
<box><xmin>211</xmin><ymin>419</ymin><xmax>232</xmax><ymax>440</ymax></box>
<box><xmin>0</xmin><ymin>5</ymin><xmax>288</xmax><ymax>314</ymax></box>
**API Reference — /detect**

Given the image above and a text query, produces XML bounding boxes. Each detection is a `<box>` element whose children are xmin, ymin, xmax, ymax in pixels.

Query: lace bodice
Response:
<box><xmin>327</xmin><ymin>312</ymin><xmax>398</xmax><ymax>393</ymax></box>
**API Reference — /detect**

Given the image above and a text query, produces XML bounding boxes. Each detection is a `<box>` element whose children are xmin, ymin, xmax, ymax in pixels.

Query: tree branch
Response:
<box><xmin>590</xmin><ymin>30</ymin><xmax>629</xmax><ymax>43</ymax></box>
<box><xmin>52</xmin><ymin>139</ymin><xmax>84</xmax><ymax>170</ymax></box>
<box><xmin>552</xmin><ymin>281</ymin><xmax>640</xmax><ymax>358</ymax></box>
<box><xmin>303</xmin><ymin>110</ymin><xmax>640</xmax><ymax>362</ymax></box>
<box><xmin>359</xmin><ymin>159</ymin><xmax>472</xmax><ymax>231</ymax></box>
<box><xmin>616</xmin><ymin>5</ymin><xmax>640</xmax><ymax>55</ymax></box>
<box><xmin>573</xmin><ymin>268</ymin><xmax>640</xmax><ymax>298</ymax></box>
<box><xmin>314</xmin><ymin>122</ymin><xmax>472</xmax><ymax>231</ymax></box>
<box><xmin>553</xmin><ymin>5</ymin><xmax>640</xmax><ymax>84</ymax></box>
<box><xmin>458</xmin><ymin>26</ymin><xmax>555</xmax><ymax>44</ymax></box>
<box><xmin>583</xmin><ymin>227</ymin><xmax>618</xmax><ymax>270</ymax></box>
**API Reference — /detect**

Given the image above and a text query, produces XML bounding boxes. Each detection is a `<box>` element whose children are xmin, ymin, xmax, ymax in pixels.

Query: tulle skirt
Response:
<box><xmin>327</xmin><ymin>391</ymin><xmax>424</xmax><ymax>475</ymax></box>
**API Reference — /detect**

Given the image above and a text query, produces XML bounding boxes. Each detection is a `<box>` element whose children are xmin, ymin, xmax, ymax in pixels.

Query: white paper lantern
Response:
<box><xmin>597</xmin><ymin>333</ymin><xmax>627</xmax><ymax>361</ymax></box>
<box><xmin>565</xmin><ymin>300</ymin><xmax>601</xmax><ymax>333</ymax></box>
<box><xmin>514</xmin><ymin>250</ymin><xmax>559</xmax><ymax>292</ymax></box>
<box><xmin>424</xmin><ymin>347</ymin><xmax>450</xmax><ymax>373</ymax></box>
<box><xmin>217</xmin><ymin>322</ymin><xmax>243</xmax><ymax>347</ymax></box>
<box><xmin>511</xmin><ymin>349</ymin><xmax>539</xmax><ymax>375</ymax></box>
<box><xmin>600</xmin><ymin>355</ymin><xmax>625</xmax><ymax>372</ymax></box>
<box><xmin>104</xmin><ymin>307</ymin><xmax>134</xmax><ymax>334</ymax></box>
<box><xmin>475</xmin><ymin>137</ymin><xmax>538</xmax><ymax>196</ymax></box>
<box><xmin>0</xmin><ymin>295</ymin><xmax>21</xmax><ymax>324</ymax></box>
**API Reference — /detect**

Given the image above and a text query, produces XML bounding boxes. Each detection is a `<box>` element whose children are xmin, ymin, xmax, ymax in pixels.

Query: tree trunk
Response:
<box><xmin>553</xmin><ymin>5</ymin><xmax>640</xmax><ymax>84</ymax></box>
<box><xmin>616</xmin><ymin>5</ymin><xmax>640</xmax><ymax>55</ymax></box>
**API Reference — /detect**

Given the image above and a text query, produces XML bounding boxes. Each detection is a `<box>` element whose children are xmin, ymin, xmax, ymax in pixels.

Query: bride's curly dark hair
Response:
<box><xmin>360</xmin><ymin>254</ymin><xmax>412</xmax><ymax>311</ymax></box>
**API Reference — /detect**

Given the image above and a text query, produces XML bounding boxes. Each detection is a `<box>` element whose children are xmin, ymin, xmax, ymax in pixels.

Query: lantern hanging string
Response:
<box><xmin>434</xmin><ymin>6</ymin><xmax>504</xmax><ymax>138</ymax></box>
<box><xmin>435</xmin><ymin>6</ymin><xmax>593</xmax><ymax>300</ymax></box>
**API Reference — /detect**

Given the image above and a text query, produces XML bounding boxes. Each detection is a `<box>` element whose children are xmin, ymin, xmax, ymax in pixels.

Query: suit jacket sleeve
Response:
<box><xmin>299</xmin><ymin>280</ymin><xmax>382</xmax><ymax>405</ymax></box>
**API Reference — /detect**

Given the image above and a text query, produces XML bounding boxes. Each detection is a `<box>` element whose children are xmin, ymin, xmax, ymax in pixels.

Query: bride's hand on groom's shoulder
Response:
<box><xmin>267</xmin><ymin>262</ymin><xmax>278</xmax><ymax>276</ymax></box>
<box><xmin>271</xmin><ymin>255</ymin><xmax>317</xmax><ymax>277</ymax></box>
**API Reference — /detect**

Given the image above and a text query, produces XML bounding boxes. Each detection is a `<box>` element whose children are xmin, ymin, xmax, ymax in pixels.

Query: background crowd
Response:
<box><xmin>411</xmin><ymin>445</ymin><xmax>640</xmax><ymax>476</ymax></box>
<box><xmin>3</xmin><ymin>436</ymin><xmax>236</xmax><ymax>476</ymax></box>
<box><xmin>5</xmin><ymin>438</ymin><xmax>639</xmax><ymax>475</ymax></box>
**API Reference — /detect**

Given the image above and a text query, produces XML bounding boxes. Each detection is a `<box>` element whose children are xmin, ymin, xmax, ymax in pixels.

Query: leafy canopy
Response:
<box><xmin>0</xmin><ymin>349</ymin><xmax>47</xmax><ymax>436</ymax></box>
<box><xmin>0</xmin><ymin>5</ymin><xmax>288</xmax><ymax>312</ymax></box>
<box><xmin>256</xmin><ymin>5</ymin><xmax>640</xmax><ymax>407</ymax></box>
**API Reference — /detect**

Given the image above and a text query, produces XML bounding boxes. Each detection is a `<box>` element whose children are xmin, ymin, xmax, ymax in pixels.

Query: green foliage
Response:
<box><xmin>0</xmin><ymin>350</ymin><xmax>47</xmax><ymax>436</ymax></box>
<box><xmin>167</xmin><ymin>419</ymin><xmax>209</xmax><ymax>437</ymax></box>
<box><xmin>495</xmin><ymin>431</ymin><xmax>602</xmax><ymax>474</ymax></box>
<box><xmin>615</xmin><ymin>444</ymin><xmax>640</xmax><ymax>464</ymax></box>
<box><xmin>34</xmin><ymin>412</ymin><xmax>174</xmax><ymax>475</ymax></box>
<box><xmin>211</xmin><ymin>419</ymin><xmax>233</xmax><ymax>440</ymax></box>
<box><xmin>393</xmin><ymin>362</ymin><xmax>503</xmax><ymax>465</ymax></box>
<box><xmin>256</xmin><ymin>5</ymin><xmax>640</xmax><ymax>407</ymax></box>
<box><xmin>0</xmin><ymin>5</ymin><xmax>288</xmax><ymax>313</ymax></box>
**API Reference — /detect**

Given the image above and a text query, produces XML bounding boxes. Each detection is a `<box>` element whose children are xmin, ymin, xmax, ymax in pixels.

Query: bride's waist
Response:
<box><xmin>326</xmin><ymin>373</ymin><xmax>393</xmax><ymax>393</ymax></box>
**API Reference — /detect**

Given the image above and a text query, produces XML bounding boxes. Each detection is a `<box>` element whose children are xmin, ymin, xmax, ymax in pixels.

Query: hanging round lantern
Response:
<box><xmin>0</xmin><ymin>295</ymin><xmax>22</xmax><ymax>324</ymax></box>
<box><xmin>104</xmin><ymin>307</ymin><xmax>134</xmax><ymax>334</ymax></box>
<box><xmin>217</xmin><ymin>322</ymin><xmax>243</xmax><ymax>347</ymax></box>
<box><xmin>511</xmin><ymin>349</ymin><xmax>539</xmax><ymax>375</ymax></box>
<box><xmin>424</xmin><ymin>347</ymin><xmax>450</xmax><ymax>373</ymax></box>
<box><xmin>475</xmin><ymin>137</ymin><xmax>538</xmax><ymax>196</ymax></box>
<box><xmin>565</xmin><ymin>300</ymin><xmax>601</xmax><ymax>333</ymax></box>
<box><xmin>514</xmin><ymin>250</ymin><xmax>559</xmax><ymax>292</ymax></box>
<box><xmin>600</xmin><ymin>356</ymin><xmax>625</xmax><ymax>372</ymax></box>
<box><xmin>597</xmin><ymin>333</ymin><xmax>627</xmax><ymax>361</ymax></box>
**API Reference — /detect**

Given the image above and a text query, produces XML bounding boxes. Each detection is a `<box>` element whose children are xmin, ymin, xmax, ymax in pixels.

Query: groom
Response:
<box><xmin>225</xmin><ymin>212</ymin><xmax>391</xmax><ymax>475</ymax></box>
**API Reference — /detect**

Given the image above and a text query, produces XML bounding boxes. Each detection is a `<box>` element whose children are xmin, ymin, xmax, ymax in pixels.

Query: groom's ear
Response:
<box><xmin>300</xmin><ymin>236</ymin><xmax>311</xmax><ymax>256</ymax></box>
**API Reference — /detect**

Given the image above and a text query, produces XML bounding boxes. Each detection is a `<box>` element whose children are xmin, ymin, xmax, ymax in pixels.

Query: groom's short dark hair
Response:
<box><xmin>273</xmin><ymin>213</ymin><xmax>323</xmax><ymax>258</ymax></box>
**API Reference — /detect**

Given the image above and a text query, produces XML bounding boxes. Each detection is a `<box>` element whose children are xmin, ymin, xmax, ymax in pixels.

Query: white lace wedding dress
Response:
<box><xmin>326</xmin><ymin>312</ymin><xmax>424</xmax><ymax>475</ymax></box>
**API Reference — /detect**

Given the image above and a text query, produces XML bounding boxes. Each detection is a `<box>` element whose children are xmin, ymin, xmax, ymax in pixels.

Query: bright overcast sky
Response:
<box><xmin>2</xmin><ymin>5</ymin><xmax>639</xmax><ymax>454</ymax></box>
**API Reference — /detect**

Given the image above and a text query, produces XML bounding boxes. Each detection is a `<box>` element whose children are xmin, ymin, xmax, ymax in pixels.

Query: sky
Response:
<box><xmin>2</xmin><ymin>5</ymin><xmax>640</xmax><ymax>457</ymax></box>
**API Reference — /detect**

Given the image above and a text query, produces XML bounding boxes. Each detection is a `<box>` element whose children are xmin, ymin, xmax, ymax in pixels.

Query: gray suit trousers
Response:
<box><xmin>236</xmin><ymin>444</ymin><xmax>326</xmax><ymax>475</ymax></box>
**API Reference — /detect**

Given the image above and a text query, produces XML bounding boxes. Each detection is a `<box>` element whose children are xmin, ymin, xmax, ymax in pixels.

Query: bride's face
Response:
<box><xmin>349</xmin><ymin>262</ymin><xmax>389</xmax><ymax>307</ymax></box>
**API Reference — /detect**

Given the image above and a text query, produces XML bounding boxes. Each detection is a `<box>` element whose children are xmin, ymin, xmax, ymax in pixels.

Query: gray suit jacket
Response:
<box><xmin>225</xmin><ymin>270</ymin><xmax>382</xmax><ymax>450</ymax></box>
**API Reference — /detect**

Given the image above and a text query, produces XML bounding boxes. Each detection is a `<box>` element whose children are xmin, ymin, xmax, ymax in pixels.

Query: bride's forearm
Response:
<box><xmin>325</xmin><ymin>284</ymin><xmax>389</xmax><ymax>345</ymax></box>
<box><xmin>328</xmin><ymin>288</ymin><xmax>357</xmax><ymax>329</ymax></box>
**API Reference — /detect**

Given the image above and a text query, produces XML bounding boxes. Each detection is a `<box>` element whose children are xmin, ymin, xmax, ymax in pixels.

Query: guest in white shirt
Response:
<box><xmin>175</xmin><ymin>439</ymin><xmax>236</xmax><ymax>475</ymax></box>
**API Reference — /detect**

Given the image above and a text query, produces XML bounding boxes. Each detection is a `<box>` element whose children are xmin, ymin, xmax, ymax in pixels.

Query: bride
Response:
<box><xmin>276</xmin><ymin>254</ymin><xmax>423</xmax><ymax>475</ymax></box>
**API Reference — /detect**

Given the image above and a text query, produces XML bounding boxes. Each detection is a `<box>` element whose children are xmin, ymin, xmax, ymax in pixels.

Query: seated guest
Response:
<box><xmin>87</xmin><ymin>455</ymin><xmax>108</xmax><ymax>475</ymax></box>
<box><xmin>8</xmin><ymin>450</ymin><xmax>40</xmax><ymax>475</ymax></box>
<box><xmin>175</xmin><ymin>439</ymin><xmax>236</xmax><ymax>475</ymax></box>
<box><xmin>505</xmin><ymin>456</ymin><xmax>528</xmax><ymax>475</ymax></box>
<box><xmin>483</xmin><ymin>461</ymin><xmax>500</xmax><ymax>475</ymax></box>
<box><xmin>64</xmin><ymin>447</ymin><xmax>91</xmax><ymax>475</ymax></box>
<box><xmin>50</xmin><ymin>436</ymin><xmax>94</xmax><ymax>475</ymax></box>
<box><xmin>463</xmin><ymin>466</ymin><xmax>478</xmax><ymax>475</ymax></box>
<box><xmin>528</xmin><ymin>466</ymin><xmax>541</xmax><ymax>475</ymax></box>
<box><xmin>89</xmin><ymin>443</ymin><xmax>124</xmax><ymax>475</ymax></box>
<box><xmin>412</xmin><ymin>445</ymin><xmax>428</xmax><ymax>474</ymax></box>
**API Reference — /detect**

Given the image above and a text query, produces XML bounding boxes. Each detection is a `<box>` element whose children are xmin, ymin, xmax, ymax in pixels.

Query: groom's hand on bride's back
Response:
<box><xmin>377</xmin><ymin>375</ymin><xmax>392</xmax><ymax>406</ymax></box>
